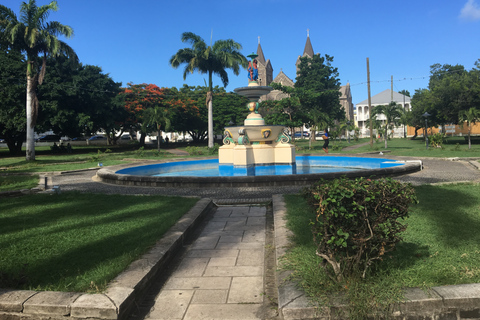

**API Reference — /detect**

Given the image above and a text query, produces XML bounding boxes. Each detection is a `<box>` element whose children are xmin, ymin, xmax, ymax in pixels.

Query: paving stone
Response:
<box><xmin>227</xmin><ymin>277</ymin><xmax>264</xmax><ymax>304</ymax></box>
<box><xmin>183</xmin><ymin>303</ymin><xmax>264</xmax><ymax>320</ymax></box>
<box><xmin>71</xmin><ymin>293</ymin><xmax>117</xmax><ymax>319</ymax></box>
<box><xmin>199</xmin><ymin>229</ymin><xmax>244</xmax><ymax>237</ymax></box>
<box><xmin>203</xmin><ymin>266</ymin><xmax>263</xmax><ymax>277</ymax></box>
<box><xmin>246</xmin><ymin>217</ymin><xmax>266</xmax><ymax>226</ymax></box>
<box><xmin>216</xmin><ymin>242</ymin><xmax>265</xmax><ymax>250</ymax></box>
<box><xmin>224</xmin><ymin>219</ymin><xmax>247</xmax><ymax>230</ymax></box>
<box><xmin>23</xmin><ymin>291</ymin><xmax>80</xmax><ymax>316</ymax></box>
<box><xmin>237</xmin><ymin>250</ymin><xmax>264</xmax><ymax>266</ymax></box>
<box><xmin>208</xmin><ymin>256</ymin><xmax>237</xmax><ymax>267</ymax></box>
<box><xmin>201</xmin><ymin>221</ymin><xmax>227</xmax><ymax>231</ymax></box>
<box><xmin>0</xmin><ymin>290</ymin><xmax>37</xmax><ymax>312</ymax></box>
<box><xmin>434</xmin><ymin>283</ymin><xmax>480</xmax><ymax>309</ymax></box>
<box><xmin>147</xmin><ymin>290</ymin><xmax>193</xmax><ymax>320</ymax></box>
<box><xmin>191</xmin><ymin>236</ymin><xmax>219</xmax><ymax>250</ymax></box>
<box><xmin>218</xmin><ymin>235</ymin><xmax>243</xmax><ymax>243</ymax></box>
<box><xmin>186</xmin><ymin>249</ymin><xmax>239</xmax><ymax>258</ymax></box>
<box><xmin>248</xmin><ymin>207</ymin><xmax>267</xmax><ymax>215</ymax></box>
<box><xmin>163</xmin><ymin>277</ymin><xmax>232</xmax><ymax>290</ymax></box>
<box><xmin>173</xmin><ymin>258</ymin><xmax>209</xmax><ymax>277</ymax></box>
<box><xmin>104</xmin><ymin>286</ymin><xmax>134</xmax><ymax>317</ymax></box>
<box><xmin>243</xmin><ymin>230</ymin><xmax>266</xmax><ymax>243</ymax></box>
<box><xmin>211</xmin><ymin>216</ymin><xmax>246</xmax><ymax>222</ymax></box>
<box><xmin>191</xmin><ymin>290</ymin><xmax>228</xmax><ymax>304</ymax></box>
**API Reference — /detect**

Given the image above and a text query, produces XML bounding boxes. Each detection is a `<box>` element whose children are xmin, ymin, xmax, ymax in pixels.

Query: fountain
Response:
<box><xmin>95</xmin><ymin>50</ymin><xmax>423</xmax><ymax>188</ymax></box>
<box><xmin>218</xmin><ymin>52</ymin><xmax>296</xmax><ymax>176</ymax></box>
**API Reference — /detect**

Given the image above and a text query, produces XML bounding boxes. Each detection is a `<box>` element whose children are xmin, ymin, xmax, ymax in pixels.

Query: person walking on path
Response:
<box><xmin>322</xmin><ymin>128</ymin><xmax>329</xmax><ymax>153</ymax></box>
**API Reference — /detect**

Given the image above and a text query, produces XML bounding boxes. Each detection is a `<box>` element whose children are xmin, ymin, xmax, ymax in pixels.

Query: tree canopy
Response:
<box><xmin>269</xmin><ymin>54</ymin><xmax>344</xmax><ymax>140</ymax></box>
<box><xmin>0</xmin><ymin>0</ymin><xmax>77</xmax><ymax>160</ymax></box>
<box><xmin>0</xmin><ymin>46</ymin><xmax>26</xmax><ymax>154</ymax></box>
<box><xmin>411</xmin><ymin>62</ymin><xmax>480</xmax><ymax>129</ymax></box>
<box><xmin>169</xmin><ymin>32</ymin><xmax>248</xmax><ymax>148</ymax></box>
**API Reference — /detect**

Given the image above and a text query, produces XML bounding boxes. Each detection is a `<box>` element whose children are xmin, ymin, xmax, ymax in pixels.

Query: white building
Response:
<box><xmin>355</xmin><ymin>89</ymin><xmax>411</xmax><ymax>138</ymax></box>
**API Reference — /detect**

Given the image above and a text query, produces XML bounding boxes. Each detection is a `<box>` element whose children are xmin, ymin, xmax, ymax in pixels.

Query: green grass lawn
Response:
<box><xmin>341</xmin><ymin>136</ymin><xmax>480</xmax><ymax>157</ymax></box>
<box><xmin>294</xmin><ymin>136</ymin><xmax>480</xmax><ymax>157</ymax></box>
<box><xmin>282</xmin><ymin>182</ymin><xmax>480</xmax><ymax>313</ymax></box>
<box><xmin>0</xmin><ymin>192</ymin><xmax>199</xmax><ymax>292</ymax></box>
<box><xmin>0</xmin><ymin>145</ymin><xmax>180</xmax><ymax>173</ymax></box>
<box><xmin>0</xmin><ymin>175</ymin><xmax>39</xmax><ymax>192</ymax></box>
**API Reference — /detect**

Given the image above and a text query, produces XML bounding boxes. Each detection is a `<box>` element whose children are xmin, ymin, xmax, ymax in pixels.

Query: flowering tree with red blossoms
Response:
<box><xmin>120</xmin><ymin>83</ymin><xmax>199</xmax><ymax>147</ymax></box>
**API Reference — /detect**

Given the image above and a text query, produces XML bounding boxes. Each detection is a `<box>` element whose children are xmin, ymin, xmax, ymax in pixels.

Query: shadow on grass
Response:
<box><xmin>411</xmin><ymin>185</ymin><xmax>480</xmax><ymax>248</ymax></box>
<box><xmin>0</xmin><ymin>192</ymin><xmax>197</xmax><ymax>291</ymax></box>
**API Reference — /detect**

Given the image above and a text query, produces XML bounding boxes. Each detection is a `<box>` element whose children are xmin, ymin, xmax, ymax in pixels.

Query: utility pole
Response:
<box><xmin>367</xmin><ymin>58</ymin><xmax>373</xmax><ymax>148</ymax></box>
<box><xmin>391</xmin><ymin>75</ymin><xmax>393</xmax><ymax>102</ymax></box>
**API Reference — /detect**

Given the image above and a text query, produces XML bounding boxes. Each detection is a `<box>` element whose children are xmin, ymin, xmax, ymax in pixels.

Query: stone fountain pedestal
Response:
<box><xmin>219</xmin><ymin>82</ymin><xmax>296</xmax><ymax>176</ymax></box>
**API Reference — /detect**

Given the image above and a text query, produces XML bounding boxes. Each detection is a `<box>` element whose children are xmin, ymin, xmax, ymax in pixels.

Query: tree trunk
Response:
<box><xmin>139</xmin><ymin>133</ymin><xmax>146</xmax><ymax>147</ymax></box>
<box><xmin>208</xmin><ymin>98</ymin><xmax>213</xmax><ymax>148</ymax></box>
<box><xmin>384</xmin><ymin>125</ymin><xmax>388</xmax><ymax>149</ymax></box>
<box><xmin>207</xmin><ymin>71</ymin><xmax>214</xmax><ymax>149</ymax></box>
<box><xmin>410</xmin><ymin>126</ymin><xmax>419</xmax><ymax>140</ymax></box>
<box><xmin>157</xmin><ymin>128</ymin><xmax>161</xmax><ymax>152</ymax></box>
<box><xmin>6</xmin><ymin>138</ymin><xmax>23</xmax><ymax>155</ymax></box>
<box><xmin>468</xmin><ymin>124</ymin><xmax>471</xmax><ymax>150</ymax></box>
<box><xmin>26</xmin><ymin>75</ymin><xmax>36</xmax><ymax>161</ymax></box>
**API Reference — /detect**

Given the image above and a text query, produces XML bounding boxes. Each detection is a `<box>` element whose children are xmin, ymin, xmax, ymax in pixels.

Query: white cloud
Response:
<box><xmin>460</xmin><ymin>0</ymin><xmax>480</xmax><ymax>21</ymax></box>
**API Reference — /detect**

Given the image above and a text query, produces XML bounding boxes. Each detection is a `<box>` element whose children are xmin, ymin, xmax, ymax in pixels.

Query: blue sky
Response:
<box><xmin>4</xmin><ymin>0</ymin><xmax>480</xmax><ymax>106</ymax></box>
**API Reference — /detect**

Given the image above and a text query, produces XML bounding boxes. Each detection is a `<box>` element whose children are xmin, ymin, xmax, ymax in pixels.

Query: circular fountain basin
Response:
<box><xmin>234</xmin><ymin>85</ymin><xmax>273</xmax><ymax>101</ymax></box>
<box><xmin>224</xmin><ymin>125</ymin><xmax>286</xmax><ymax>142</ymax></box>
<box><xmin>96</xmin><ymin>156</ymin><xmax>422</xmax><ymax>188</ymax></box>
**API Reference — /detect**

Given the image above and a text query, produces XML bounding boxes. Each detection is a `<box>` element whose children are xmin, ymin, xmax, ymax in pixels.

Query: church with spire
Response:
<box><xmin>256</xmin><ymin>32</ymin><xmax>354</xmax><ymax>122</ymax></box>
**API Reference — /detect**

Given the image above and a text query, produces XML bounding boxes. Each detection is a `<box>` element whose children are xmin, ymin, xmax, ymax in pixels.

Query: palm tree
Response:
<box><xmin>0</xmin><ymin>0</ymin><xmax>77</xmax><ymax>160</ymax></box>
<box><xmin>459</xmin><ymin>107</ymin><xmax>480</xmax><ymax>149</ymax></box>
<box><xmin>372</xmin><ymin>102</ymin><xmax>404</xmax><ymax>149</ymax></box>
<box><xmin>169</xmin><ymin>32</ymin><xmax>248</xmax><ymax>148</ymax></box>
<box><xmin>143</xmin><ymin>105</ymin><xmax>172</xmax><ymax>152</ymax></box>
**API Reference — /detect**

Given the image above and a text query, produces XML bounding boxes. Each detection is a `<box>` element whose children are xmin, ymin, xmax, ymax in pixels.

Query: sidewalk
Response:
<box><xmin>134</xmin><ymin>205</ymin><xmax>278</xmax><ymax>320</ymax></box>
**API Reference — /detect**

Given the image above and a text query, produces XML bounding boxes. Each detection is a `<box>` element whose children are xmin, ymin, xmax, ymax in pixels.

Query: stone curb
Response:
<box><xmin>0</xmin><ymin>169</ymin><xmax>100</xmax><ymax>198</ymax></box>
<box><xmin>0</xmin><ymin>198</ymin><xmax>214</xmax><ymax>320</ymax></box>
<box><xmin>272</xmin><ymin>194</ymin><xmax>480</xmax><ymax>320</ymax></box>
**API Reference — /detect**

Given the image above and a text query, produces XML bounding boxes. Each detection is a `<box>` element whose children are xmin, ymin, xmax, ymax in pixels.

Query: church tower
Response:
<box><xmin>295</xmin><ymin>29</ymin><xmax>315</xmax><ymax>74</ymax></box>
<box><xmin>255</xmin><ymin>37</ymin><xmax>273</xmax><ymax>86</ymax></box>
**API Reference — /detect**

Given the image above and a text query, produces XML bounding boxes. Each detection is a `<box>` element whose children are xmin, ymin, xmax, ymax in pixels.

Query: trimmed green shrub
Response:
<box><xmin>429</xmin><ymin>133</ymin><xmax>445</xmax><ymax>148</ymax></box>
<box><xmin>303</xmin><ymin>177</ymin><xmax>418</xmax><ymax>283</ymax></box>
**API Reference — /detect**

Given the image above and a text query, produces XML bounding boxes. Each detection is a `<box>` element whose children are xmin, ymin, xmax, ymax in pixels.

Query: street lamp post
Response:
<box><xmin>422</xmin><ymin>112</ymin><xmax>431</xmax><ymax>150</ymax></box>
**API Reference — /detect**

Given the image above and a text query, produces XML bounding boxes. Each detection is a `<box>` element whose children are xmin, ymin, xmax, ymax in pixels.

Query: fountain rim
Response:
<box><xmin>96</xmin><ymin>155</ymin><xmax>422</xmax><ymax>188</ymax></box>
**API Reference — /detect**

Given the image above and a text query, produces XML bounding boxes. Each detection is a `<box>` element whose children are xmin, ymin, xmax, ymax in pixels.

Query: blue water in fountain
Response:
<box><xmin>116</xmin><ymin>156</ymin><xmax>403</xmax><ymax>177</ymax></box>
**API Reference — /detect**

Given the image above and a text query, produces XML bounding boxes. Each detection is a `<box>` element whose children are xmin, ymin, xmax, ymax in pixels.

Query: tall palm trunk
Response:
<box><xmin>26</xmin><ymin>74</ymin><xmax>36</xmax><ymax>161</ymax></box>
<box><xmin>207</xmin><ymin>71</ymin><xmax>214</xmax><ymax>148</ymax></box>
<box><xmin>468</xmin><ymin>123</ymin><xmax>472</xmax><ymax>150</ymax></box>
<box><xmin>157</xmin><ymin>125</ymin><xmax>162</xmax><ymax>152</ymax></box>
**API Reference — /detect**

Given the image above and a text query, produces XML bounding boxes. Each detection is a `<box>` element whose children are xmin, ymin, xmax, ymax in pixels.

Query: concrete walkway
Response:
<box><xmin>131</xmin><ymin>205</ymin><xmax>278</xmax><ymax>320</ymax></box>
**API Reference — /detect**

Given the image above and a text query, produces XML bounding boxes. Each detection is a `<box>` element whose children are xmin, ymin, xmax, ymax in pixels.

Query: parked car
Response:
<box><xmin>315</xmin><ymin>131</ymin><xmax>325</xmax><ymax>137</ymax></box>
<box><xmin>294</xmin><ymin>132</ymin><xmax>310</xmax><ymax>138</ymax></box>
<box><xmin>88</xmin><ymin>135</ymin><xmax>106</xmax><ymax>141</ymax></box>
<box><xmin>36</xmin><ymin>135</ymin><xmax>60</xmax><ymax>142</ymax></box>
